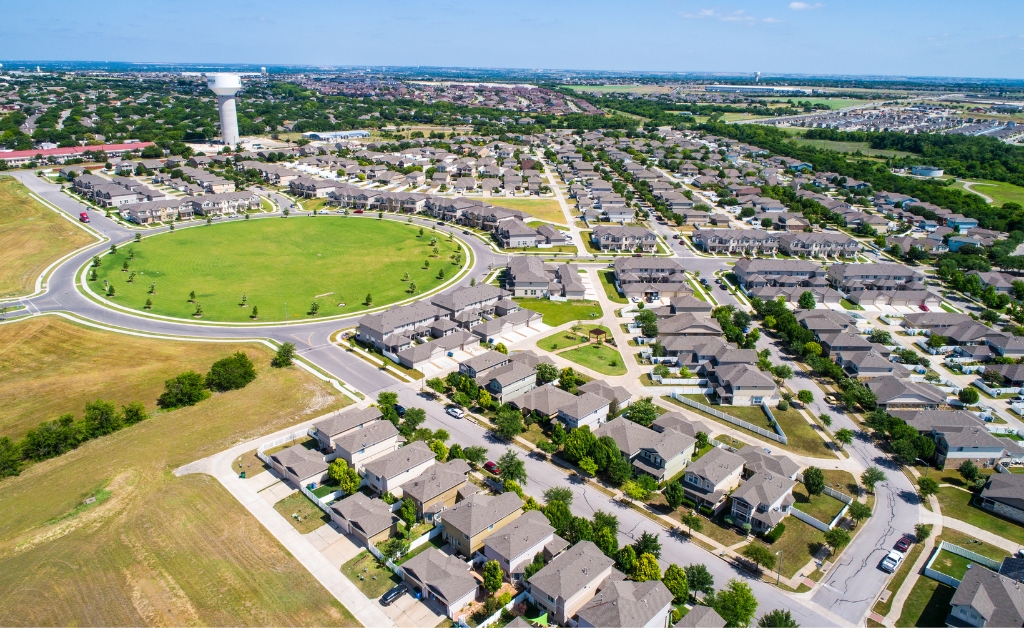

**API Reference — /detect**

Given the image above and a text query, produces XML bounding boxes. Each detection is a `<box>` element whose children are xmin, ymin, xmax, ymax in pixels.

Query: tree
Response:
<box><xmin>624</xmin><ymin>397</ymin><xmax>658</xmax><ymax>427</ymax></box>
<box><xmin>803</xmin><ymin>466</ymin><xmax>825</xmax><ymax>495</ymax></box>
<box><xmin>565</xmin><ymin>516</ymin><xmax>594</xmax><ymax>544</ymax></box>
<box><xmin>798</xmin><ymin>291</ymin><xmax>816</xmax><ymax>310</ymax></box>
<box><xmin>429</xmin><ymin>440</ymin><xmax>448</xmax><ymax>461</ymax></box>
<box><xmin>958</xmin><ymin>388</ymin><xmax>980</xmax><ymax>405</ymax></box>
<box><xmin>463</xmin><ymin>445</ymin><xmax>488</xmax><ymax>465</ymax></box>
<box><xmin>551</xmin><ymin>421</ymin><xmax>566</xmax><ymax>445</ymax></box>
<box><xmin>797</xmin><ymin>390</ymin><xmax>814</xmax><ymax>404</ymax></box>
<box><xmin>121</xmin><ymin>401</ymin><xmax>148</xmax><ymax>425</ymax></box>
<box><xmin>663</xmin><ymin>564</ymin><xmax>689</xmax><ymax>602</ymax></box>
<box><xmin>615</xmin><ymin>545</ymin><xmax>637</xmax><ymax>574</ymax></box>
<box><xmin>803</xmin><ymin>342</ymin><xmax>822</xmax><ymax>357</ymax></box>
<box><xmin>493</xmin><ymin>406</ymin><xmax>525</xmax><ymax>441</ymax></box>
<box><xmin>820</xmin><ymin>414</ymin><xmax>832</xmax><ymax>428</ymax></box>
<box><xmin>426</xmin><ymin>377</ymin><xmax>447</xmax><ymax>395</ymax></box>
<box><xmin>743</xmin><ymin>544</ymin><xmax>776</xmax><ymax>572</ymax></box>
<box><xmin>595</xmin><ymin>525</ymin><xmax>618</xmax><ymax>558</ymax></box>
<box><xmin>574</xmin><ymin>456</ymin><xmax>595</xmax><ymax>475</ymax></box>
<box><xmin>397</xmin><ymin>498</ymin><xmax>417</xmax><ymax>528</ymax></box>
<box><xmin>536</xmin><ymin>363</ymin><xmax>558</xmax><ymax>385</ymax></box>
<box><xmin>632</xmin><ymin>553</ymin><xmax>661</xmax><ymax>582</ymax></box>
<box><xmin>494</xmin><ymin>342</ymin><xmax>508</xmax><ymax>355</ymax></box>
<box><xmin>861</xmin><ymin>466</ymin><xmax>887</xmax><ymax>492</ymax></box>
<box><xmin>696</xmin><ymin>431</ymin><xmax>709</xmax><ymax>449</ymax></box>
<box><xmin>523</xmin><ymin>553</ymin><xmax>546</xmax><ymax>580</ymax></box>
<box><xmin>364</xmin><ymin>293</ymin><xmax>373</xmax><ymax>306</ymax></box>
<box><xmin>558</xmin><ymin>367</ymin><xmax>583</xmax><ymax>393</ymax></box>
<box><xmin>915</xmin><ymin>523</ymin><xmax>932</xmax><ymax>543</ymax></box>
<box><xmin>685</xmin><ymin>563</ymin><xmax>715</xmax><ymax>600</ymax></box>
<box><xmin>483</xmin><ymin>560</ymin><xmax>503</xmax><ymax>593</ymax></box>
<box><xmin>918</xmin><ymin>476</ymin><xmax>940</xmax><ymax>498</ymax></box>
<box><xmin>959</xmin><ymin>460</ymin><xmax>979</xmax><ymax>484</ymax></box>
<box><xmin>377</xmin><ymin>537</ymin><xmax>410</xmax><ymax>562</ymax></box>
<box><xmin>477</xmin><ymin>390</ymin><xmax>492</xmax><ymax>410</ymax></box>
<box><xmin>497</xmin><ymin>449</ymin><xmax>527</xmax><ymax>486</ymax></box>
<box><xmin>563</xmin><ymin>426</ymin><xmax>596</xmax><ymax>463</ymax></box>
<box><xmin>158</xmin><ymin>371</ymin><xmax>210</xmax><ymax>409</ymax></box>
<box><xmin>758</xmin><ymin>609</ymin><xmax>799</xmax><ymax>628</ymax></box>
<box><xmin>622</xmin><ymin>480</ymin><xmax>650</xmax><ymax>502</ymax></box>
<box><xmin>328</xmin><ymin>459</ymin><xmax>361</xmax><ymax>494</ymax></box>
<box><xmin>268</xmin><ymin>342</ymin><xmax>296</xmax><ymax>368</ymax></box>
<box><xmin>83</xmin><ymin>399</ymin><xmax>122</xmax><ymax>437</ymax></box>
<box><xmin>544</xmin><ymin>487</ymin><xmax>574</xmax><ymax>507</ymax></box>
<box><xmin>835</xmin><ymin>428</ymin><xmax>854</xmax><ymax>449</ymax></box>
<box><xmin>665</xmin><ymin>482</ymin><xmax>686</xmax><ymax>510</ymax></box>
<box><xmin>543</xmin><ymin>500</ymin><xmax>572</xmax><ymax>535</ymax></box>
<box><xmin>605</xmin><ymin>453</ymin><xmax>634</xmax><ymax>486</ymax></box>
<box><xmin>847</xmin><ymin>501</ymin><xmax>872</xmax><ymax>527</ymax></box>
<box><xmin>633</xmin><ymin>531</ymin><xmax>662</xmax><ymax>559</ymax></box>
<box><xmin>710</xmin><ymin>579</ymin><xmax>759</xmax><ymax>628</ymax></box>
<box><xmin>205</xmin><ymin>352</ymin><xmax>257</xmax><ymax>391</ymax></box>
<box><xmin>251</xmin><ymin>305</ymin><xmax>258</xmax><ymax>319</ymax></box>
<box><xmin>761</xmin><ymin>217</ymin><xmax>774</xmax><ymax>229</ymax></box>
<box><xmin>869</xmin><ymin>329</ymin><xmax>893</xmax><ymax>345</ymax></box>
<box><xmin>824</xmin><ymin>527</ymin><xmax>851</xmax><ymax>553</ymax></box>
<box><xmin>680</xmin><ymin>510</ymin><xmax>703</xmax><ymax>537</ymax></box>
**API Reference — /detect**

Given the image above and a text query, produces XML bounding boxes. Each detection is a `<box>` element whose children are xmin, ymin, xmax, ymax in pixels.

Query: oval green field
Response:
<box><xmin>92</xmin><ymin>217</ymin><xmax>465</xmax><ymax>322</ymax></box>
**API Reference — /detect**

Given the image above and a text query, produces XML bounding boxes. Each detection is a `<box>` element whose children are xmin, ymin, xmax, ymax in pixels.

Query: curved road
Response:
<box><xmin>6</xmin><ymin>170</ymin><xmax>914</xmax><ymax>626</ymax></box>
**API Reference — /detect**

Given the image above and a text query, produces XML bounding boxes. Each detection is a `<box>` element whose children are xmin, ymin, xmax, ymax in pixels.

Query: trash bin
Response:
<box><xmin>240</xmin><ymin>471</ymin><xmax>246</xmax><ymax>478</ymax></box>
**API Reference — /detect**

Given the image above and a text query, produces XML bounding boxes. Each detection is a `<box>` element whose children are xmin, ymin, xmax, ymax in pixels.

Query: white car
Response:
<box><xmin>880</xmin><ymin>550</ymin><xmax>904</xmax><ymax>573</ymax></box>
<box><xmin>446</xmin><ymin>407</ymin><xmax>465</xmax><ymax>419</ymax></box>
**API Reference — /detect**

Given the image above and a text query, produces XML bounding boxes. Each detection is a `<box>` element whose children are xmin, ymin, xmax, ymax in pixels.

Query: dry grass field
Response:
<box><xmin>0</xmin><ymin>177</ymin><xmax>95</xmax><ymax>297</ymax></box>
<box><xmin>0</xmin><ymin>316</ymin><xmax>357</xmax><ymax>626</ymax></box>
<box><xmin>483</xmin><ymin>197</ymin><xmax>567</xmax><ymax>224</ymax></box>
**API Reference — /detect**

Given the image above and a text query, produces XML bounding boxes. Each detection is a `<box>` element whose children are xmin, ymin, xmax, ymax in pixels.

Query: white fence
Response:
<box><xmin>464</xmin><ymin>590</ymin><xmax>534</xmax><ymax>628</ymax></box>
<box><xmin>789</xmin><ymin>475</ymin><xmax>854</xmax><ymax>531</ymax></box>
<box><xmin>650</xmin><ymin>375</ymin><xmax>707</xmax><ymax>385</ymax></box>
<box><xmin>255</xmin><ymin>428</ymin><xmax>316</xmax><ymax>465</ymax></box>
<box><xmin>408</xmin><ymin>525</ymin><xmax>442</xmax><ymax>551</ymax></box>
<box><xmin>923</xmin><ymin>541</ymin><xmax>1002</xmax><ymax>588</ymax></box>
<box><xmin>974</xmin><ymin>379</ymin><xmax>1022</xmax><ymax>397</ymax></box>
<box><xmin>669</xmin><ymin>393</ymin><xmax>788</xmax><ymax>444</ymax></box>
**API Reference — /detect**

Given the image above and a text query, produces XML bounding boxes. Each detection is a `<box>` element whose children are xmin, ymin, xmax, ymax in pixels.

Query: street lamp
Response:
<box><xmin>776</xmin><ymin>549</ymin><xmax>783</xmax><ymax>586</ymax></box>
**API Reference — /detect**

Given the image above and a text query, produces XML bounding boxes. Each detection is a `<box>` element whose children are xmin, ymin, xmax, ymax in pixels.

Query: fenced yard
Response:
<box><xmin>792</xmin><ymin>487</ymin><xmax>847</xmax><ymax>524</ymax></box>
<box><xmin>273</xmin><ymin>491</ymin><xmax>330</xmax><ymax>534</ymax></box>
<box><xmin>341</xmin><ymin>550</ymin><xmax>403</xmax><ymax>599</ymax></box>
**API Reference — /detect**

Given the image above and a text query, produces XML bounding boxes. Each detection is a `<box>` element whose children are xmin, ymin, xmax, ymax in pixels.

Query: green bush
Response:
<box><xmin>762</xmin><ymin>522</ymin><xmax>786</xmax><ymax>544</ymax></box>
<box><xmin>681</xmin><ymin>497</ymin><xmax>697</xmax><ymax>509</ymax></box>
<box><xmin>699</xmin><ymin>505</ymin><xmax>714</xmax><ymax>517</ymax></box>
<box><xmin>205</xmin><ymin>351</ymin><xmax>258</xmax><ymax>391</ymax></box>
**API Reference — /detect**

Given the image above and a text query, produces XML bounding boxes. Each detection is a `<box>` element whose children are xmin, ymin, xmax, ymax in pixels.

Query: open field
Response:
<box><xmin>763</xmin><ymin>97</ymin><xmax>880</xmax><ymax>110</ymax></box>
<box><xmin>0</xmin><ymin>316</ymin><xmax>306</xmax><ymax>441</ymax></box>
<box><xmin>0</xmin><ymin>177</ymin><xmax>95</xmax><ymax>297</ymax></box>
<box><xmin>790</xmin><ymin>139</ymin><xmax>913</xmax><ymax>158</ymax></box>
<box><xmin>94</xmin><ymin>217</ymin><xmax>462</xmax><ymax>322</ymax></box>
<box><xmin>483</xmin><ymin>197</ymin><xmax>566</xmax><ymax>225</ymax></box>
<box><xmin>559</xmin><ymin>343</ymin><xmax>627</xmax><ymax>376</ymax></box>
<box><xmin>514</xmin><ymin>298</ymin><xmax>602</xmax><ymax>326</ymax></box>
<box><xmin>0</xmin><ymin>319</ymin><xmax>355</xmax><ymax>626</ymax></box>
<box><xmin>566</xmin><ymin>84</ymin><xmax>673</xmax><ymax>95</ymax></box>
<box><xmin>953</xmin><ymin>179</ymin><xmax>1024</xmax><ymax>207</ymax></box>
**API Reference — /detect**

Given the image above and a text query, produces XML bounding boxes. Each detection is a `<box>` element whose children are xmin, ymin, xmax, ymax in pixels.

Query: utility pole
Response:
<box><xmin>776</xmin><ymin>549</ymin><xmax>783</xmax><ymax>586</ymax></box>
<box><xmin>284</xmin><ymin>302</ymin><xmax>287</xmax><ymax>321</ymax></box>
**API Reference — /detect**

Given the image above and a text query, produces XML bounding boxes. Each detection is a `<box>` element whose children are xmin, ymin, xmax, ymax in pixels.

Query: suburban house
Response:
<box><xmin>902</xmin><ymin>312</ymin><xmax>975</xmax><ymax>335</ymax></box>
<box><xmin>481</xmin><ymin>510</ymin><xmax>567</xmax><ymax>581</ymax></box>
<box><xmin>401</xmin><ymin>548</ymin><xmax>479</xmax><ymax>619</ymax></box>
<box><xmin>675</xmin><ymin>606</ymin><xmax>726</xmax><ymax>628</ymax></box>
<box><xmin>267</xmin><ymin>444</ymin><xmax>328</xmax><ymax>488</ymax></box>
<box><xmin>333</xmin><ymin>420</ymin><xmax>404</xmax><ymax>473</ymax></box>
<box><xmin>595</xmin><ymin>417</ymin><xmax>695</xmax><ymax>482</ymax></box>
<box><xmin>706</xmin><ymin>363</ymin><xmax>778</xmax><ymax>405</ymax></box>
<box><xmin>591</xmin><ymin>226</ymin><xmax>658</xmax><ymax>252</ymax></box>
<box><xmin>577</xmin><ymin>381</ymin><xmax>633</xmax><ymax>409</ymax></box>
<box><xmin>312</xmin><ymin>407</ymin><xmax>384</xmax><ymax>452</ymax></box>
<box><xmin>838</xmin><ymin>351</ymin><xmax>906</xmax><ymax>378</ymax></box>
<box><xmin>947</xmin><ymin>568</ymin><xmax>1024</xmax><ymax>628</ymax></box>
<box><xmin>576</xmin><ymin>580</ymin><xmax>674</xmax><ymax>628</ymax></box>
<box><xmin>980</xmin><ymin>474</ymin><xmax>1024</xmax><ymax>525</ymax></box>
<box><xmin>361</xmin><ymin>440</ymin><xmax>437</xmax><ymax>495</ymax></box>
<box><xmin>933</xmin><ymin>427</ymin><xmax>1024</xmax><ymax>468</ymax></box>
<box><xmin>527</xmin><ymin>541</ymin><xmax>616</xmax><ymax>626</ymax></box>
<box><xmin>440</xmin><ymin>492</ymin><xmax>523</xmax><ymax>557</ymax></box>
<box><xmin>777</xmin><ymin>232</ymin><xmax>860</xmax><ymax>258</ymax></box>
<box><xmin>511</xmin><ymin>385</ymin><xmax>579</xmax><ymax>418</ymax></box>
<box><xmin>866</xmin><ymin>376</ymin><xmax>947</xmax><ymax>411</ymax></box>
<box><xmin>400</xmin><ymin>459</ymin><xmax>471</xmax><ymax>522</ymax></box>
<box><xmin>505</xmin><ymin>258</ymin><xmax>586</xmax><ymax>299</ymax></box>
<box><xmin>329</xmin><ymin>492</ymin><xmax>399</xmax><ymax>546</ymax></box>
<box><xmin>682</xmin><ymin>447</ymin><xmax>745</xmax><ymax>512</ymax></box>
<box><xmin>557</xmin><ymin>393</ymin><xmax>611</xmax><ymax>430</ymax></box>
<box><xmin>729</xmin><ymin>471</ymin><xmax>795</xmax><ymax>534</ymax></box>
<box><xmin>476</xmin><ymin>358</ymin><xmax>538</xmax><ymax>405</ymax></box>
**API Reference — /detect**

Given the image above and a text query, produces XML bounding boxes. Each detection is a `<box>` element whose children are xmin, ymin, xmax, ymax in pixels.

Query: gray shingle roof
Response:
<box><xmin>576</xmin><ymin>580</ymin><xmax>673</xmax><ymax>628</ymax></box>
<box><xmin>482</xmin><ymin>510</ymin><xmax>553</xmax><ymax>562</ymax></box>
<box><xmin>330</xmin><ymin>492</ymin><xmax>397</xmax><ymax>538</ymax></box>
<box><xmin>651</xmin><ymin>412</ymin><xmax>714</xmax><ymax>439</ymax></box>
<box><xmin>686</xmin><ymin>446</ymin><xmax>744</xmax><ymax>485</ymax></box>
<box><xmin>363</xmin><ymin>440</ymin><xmax>435</xmax><ymax>481</ymax></box>
<box><xmin>313</xmin><ymin>406</ymin><xmax>383</xmax><ymax>438</ymax></box>
<box><xmin>511</xmin><ymin>385</ymin><xmax>578</xmax><ymax>416</ymax></box>
<box><xmin>269</xmin><ymin>444</ymin><xmax>328</xmax><ymax>481</ymax></box>
<box><xmin>738</xmin><ymin>446</ymin><xmax>800</xmax><ymax>478</ymax></box>
<box><xmin>441</xmin><ymin>492</ymin><xmax>522</xmax><ymax>538</ymax></box>
<box><xmin>334</xmin><ymin>420</ymin><xmax>401</xmax><ymax>455</ymax></box>
<box><xmin>949</xmin><ymin>569</ymin><xmax>1024</xmax><ymax>627</ymax></box>
<box><xmin>401</xmin><ymin>548</ymin><xmax>478</xmax><ymax>605</ymax></box>
<box><xmin>400</xmin><ymin>459</ymin><xmax>470</xmax><ymax>503</ymax></box>
<box><xmin>675</xmin><ymin>605</ymin><xmax>726</xmax><ymax>628</ymax></box>
<box><xmin>558</xmin><ymin>393</ymin><xmax>610</xmax><ymax>421</ymax></box>
<box><xmin>595</xmin><ymin>417</ymin><xmax>657</xmax><ymax>457</ymax></box>
<box><xmin>528</xmin><ymin>541</ymin><xmax>613</xmax><ymax>600</ymax></box>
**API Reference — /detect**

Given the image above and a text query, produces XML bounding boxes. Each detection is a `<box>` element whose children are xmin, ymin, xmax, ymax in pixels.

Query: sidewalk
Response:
<box><xmin>882</xmin><ymin>494</ymin><xmax>942</xmax><ymax>627</ymax></box>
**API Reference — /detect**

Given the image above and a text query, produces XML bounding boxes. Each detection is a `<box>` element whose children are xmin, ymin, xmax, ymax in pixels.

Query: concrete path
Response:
<box><xmin>941</xmin><ymin>515</ymin><xmax>1023</xmax><ymax>553</ymax></box>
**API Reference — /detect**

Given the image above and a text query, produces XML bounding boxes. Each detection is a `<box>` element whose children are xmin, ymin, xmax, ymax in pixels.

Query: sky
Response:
<box><xmin>2</xmin><ymin>0</ymin><xmax>1022</xmax><ymax>79</ymax></box>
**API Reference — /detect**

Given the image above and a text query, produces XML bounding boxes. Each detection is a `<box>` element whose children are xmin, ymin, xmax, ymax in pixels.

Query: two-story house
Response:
<box><xmin>947</xmin><ymin>568</ymin><xmax>1024</xmax><ymax>627</ymax></box>
<box><xmin>576</xmin><ymin>580</ymin><xmax>674</xmax><ymax>628</ymax></box>
<box><xmin>481</xmin><ymin>510</ymin><xmax>568</xmax><ymax>581</ymax></box>
<box><xmin>729</xmin><ymin>471</ymin><xmax>796</xmax><ymax>534</ymax></box>
<box><xmin>707</xmin><ymin>363</ymin><xmax>778</xmax><ymax>405</ymax></box>
<box><xmin>311</xmin><ymin>407</ymin><xmax>384</xmax><ymax>452</ymax></box>
<box><xmin>361</xmin><ymin>440</ymin><xmax>437</xmax><ymax>495</ymax></box>
<box><xmin>440</xmin><ymin>492</ymin><xmax>522</xmax><ymax>557</ymax></box>
<box><xmin>332</xmin><ymin>420</ymin><xmax>404</xmax><ymax>473</ymax></box>
<box><xmin>401</xmin><ymin>549</ymin><xmax>479</xmax><ymax>619</ymax></box>
<box><xmin>329</xmin><ymin>492</ymin><xmax>399</xmax><ymax>546</ymax></box>
<box><xmin>682</xmin><ymin>447</ymin><xmax>745</xmax><ymax>512</ymax></box>
<box><xmin>527</xmin><ymin>541</ymin><xmax>615</xmax><ymax>626</ymax></box>
<box><xmin>398</xmin><ymin>458</ymin><xmax>471</xmax><ymax>522</ymax></box>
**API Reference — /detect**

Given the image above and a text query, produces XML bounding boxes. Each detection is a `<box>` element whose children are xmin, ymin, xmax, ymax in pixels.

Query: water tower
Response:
<box><xmin>207</xmin><ymin>73</ymin><xmax>242</xmax><ymax>146</ymax></box>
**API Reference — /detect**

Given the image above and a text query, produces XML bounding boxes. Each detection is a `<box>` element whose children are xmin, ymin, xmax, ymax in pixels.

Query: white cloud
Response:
<box><xmin>788</xmin><ymin>2</ymin><xmax>824</xmax><ymax>9</ymax></box>
<box><xmin>680</xmin><ymin>8</ymin><xmax>781</xmax><ymax>23</ymax></box>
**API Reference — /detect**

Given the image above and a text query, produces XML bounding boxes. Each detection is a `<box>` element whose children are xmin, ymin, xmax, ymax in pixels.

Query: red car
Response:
<box><xmin>483</xmin><ymin>461</ymin><xmax>501</xmax><ymax>475</ymax></box>
<box><xmin>894</xmin><ymin>537</ymin><xmax>912</xmax><ymax>552</ymax></box>
<box><xmin>354</xmin><ymin>209</ymin><xmax>364</xmax><ymax>214</ymax></box>
<box><xmin>79</xmin><ymin>212</ymin><xmax>90</xmax><ymax>223</ymax></box>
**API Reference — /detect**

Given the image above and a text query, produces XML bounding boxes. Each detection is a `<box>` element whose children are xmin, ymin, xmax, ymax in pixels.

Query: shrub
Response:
<box><xmin>205</xmin><ymin>352</ymin><xmax>258</xmax><ymax>391</ymax></box>
<box><xmin>157</xmin><ymin>370</ymin><xmax>210</xmax><ymax>409</ymax></box>
<box><xmin>777</xmin><ymin>399</ymin><xmax>790</xmax><ymax>412</ymax></box>
<box><xmin>762</xmin><ymin>522</ymin><xmax>786</xmax><ymax>544</ymax></box>
<box><xmin>699</xmin><ymin>505</ymin><xmax>714</xmax><ymax>517</ymax></box>
<box><xmin>681</xmin><ymin>497</ymin><xmax>697</xmax><ymax>509</ymax></box>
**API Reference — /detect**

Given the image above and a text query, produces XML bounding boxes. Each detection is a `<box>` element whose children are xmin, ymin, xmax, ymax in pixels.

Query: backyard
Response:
<box><xmin>791</xmin><ymin>485</ymin><xmax>846</xmax><ymax>524</ymax></box>
<box><xmin>514</xmin><ymin>298</ymin><xmax>602</xmax><ymax>326</ymax></box>
<box><xmin>756</xmin><ymin>516</ymin><xmax>829</xmax><ymax>579</ymax></box>
<box><xmin>0</xmin><ymin>177</ymin><xmax>95</xmax><ymax>298</ymax></box>
<box><xmin>273</xmin><ymin>491</ymin><xmax>330</xmax><ymax>534</ymax></box>
<box><xmin>597</xmin><ymin>270</ymin><xmax>628</xmax><ymax>303</ymax></box>
<box><xmin>559</xmin><ymin>343</ymin><xmax>627</xmax><ymax>376</ymax></box>
<box><xmin>341</xmin><ymin>550</ymin><xmax>403</xmax><ymax>599</ymax></box>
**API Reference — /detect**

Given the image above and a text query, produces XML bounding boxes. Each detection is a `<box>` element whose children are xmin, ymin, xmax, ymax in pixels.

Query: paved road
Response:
<box><xmin>3</xmin><ymin>169</ymin><xmax>916</xmax><ymax>626</ymax></box>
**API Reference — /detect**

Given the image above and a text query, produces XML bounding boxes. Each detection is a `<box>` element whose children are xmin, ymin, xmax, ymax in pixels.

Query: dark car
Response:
<box><xmin>394</xmin><ymin>404</ymin><xmax>406</xmax><ymax>417</ymax></box>
<box><xmin>380</xmin><ymin>583</ymin><xmax>408</xmax><ymax>606</ymax></box>
<box><xmin>894</xmin><ymin>537</ymin><xmax>912</xmax><ymax>552</ymax></box>
<box><xmin>463</xmin><ymin>230</ymin><xmax>471</xmax><ymax>234</ymax></box>
<box><xmin>484</xmin><ymin>461</ymin><xmax>501</xmax><ymax>475</ymax></box>
<box><xmin>437</xmin><ymin>221</ymin><xmax>445</xmax><ymax>225</ymax></box>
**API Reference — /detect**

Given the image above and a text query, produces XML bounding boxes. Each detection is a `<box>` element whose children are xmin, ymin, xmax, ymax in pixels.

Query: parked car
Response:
<box><xmin>483</xmin><ymin>461</ymin><xmax>501</xmax><ymax>475</ymax></box>
<box><xmin>354</xmin><ymin>209</ymin><xmax>364</xmax><ymax>214</ymax></box>
<box><xmin>880</xmin><ymin>550</ymin><xmax>904</xmax><ymax>573</ymax></box>
<box><xmin>700</xmin><ymin>278</ymin><xmax>710</xmax><ymax>286</ymax></box>
<box><xmin>394</xmin><ymin>404</ymin><xmax>406</xmax><ymax>417</ymax></box>
<box><xmin>79</xmin><ymin>212</ymin><xmax>90</xmax><ymax>223</ymax></box>
<box><xmin>380</xmin><ymin>583</ymin><xmax>409</xmax><ymax>606</ymax></box>
<box><xmin>437</xmin><ymin>221</ymin><xmax>445</xmax><ymax>225</ymax></box>
<box><xmin>463</xmin><ymin>230</ymin><xmax>470</xmax><ymax>234</ymax></box>
<box><xmin>894</xmin><ymin>537</ymin><xmax>912</xmax><ymax>553</ymax></box>
<box><xmin>446</xmin><ymin>406</ymin><xmax>465</xmax><ymax>419</ymax></box>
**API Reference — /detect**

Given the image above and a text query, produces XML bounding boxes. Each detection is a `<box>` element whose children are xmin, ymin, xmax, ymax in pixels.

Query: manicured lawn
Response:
<box><xmin>791</xmin><ymin>138</ymin><xmax>912</xmax><ymax>157</ymax></box>
<box><xmin>691</xmin><ymin>442</ymin><xmax>715</xmax><ymax>461</ymax></box>
<box><xmin>559</xmin><ymin>343</ymin><xmax>627</xmax><ymax>376</ymax></box>
<box><xmin>936</xmin><ymin>486</ymin><xmax>1024</xmax><ymax>545</ymax></box>
<box><xmin>94</xmin><ymin>217</ymin><xmax>463</xmax><ymax>322</ymax></box>
<box><xmin>931</xmin><ymin>549</ymin><xmax>980</xmax><ymax>580</ymax></box>
<box><xmin>0</xmin><ymin>177</ymin><xmax>95</xmax><ymax>297</ymax></box>
<box><xmin>341</xmin><ymin>550</ymin><xmax>402</xmax><ymax>599</ymax></box>
<box><xmin>760</xmin><ymin>516</ymin><xmax>829</xmax><ymax>579</ymax></box>
<box><xmin>484</xmin><ymin>197</ymin><xmax>567</xmax><ymax>225</ymax></box>
<box><xmin>791</xmin><ymin>486</ymin><xmax>846</xmax><ymax>524</ymax></box>
<box><xmin>895</xmin><ymin>577</ymin><xmax>955</xmax><ymax>628</ymax></box>
<box><xmin>274</xmin><ymin>491</ymin><xmax>330</xmax><ymax>534</ymax></box>
<box><xmin>537</xmin><ymin>325</ymin><xmax>611</xmax><ymax>352</ymax></box>
<box><xmin>598</xmin><ymin>270</ymin><xmax>628</xmax><ymax>303</ymax></box>
<box><xmin>840</xmin><ymin>298</ymin><xmax>863</xmax><ymax>310</ymax></box>
<box><xmin>953</xmin><ymin>179</ymin><xmax>1024</xmax><ymax>207</ymax></box>
<box><xmin>395</xmin><ymin>534</ymin><xmax>446</xmax><ymax>565</ymax></box>
<box><xmin>0</xmin><ymin>322</ymin><xmax>356</xmax><ymax>625</ymax></box>
<box><xmin>514</xmin><ymin>297</ymin><xmax>602</xmax><ymax>326</ymax></box>
<box><xmin>936</xmin><ymin>529</ymin><xmax>1011</xmax><ymax>563</ymax></box>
